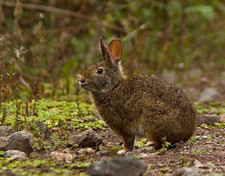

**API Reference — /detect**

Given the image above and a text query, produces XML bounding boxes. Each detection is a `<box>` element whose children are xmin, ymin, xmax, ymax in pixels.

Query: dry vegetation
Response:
<box><xmin>0</xmin><ymin>0</ymin><xmax>225</xmax><ymax>101</ymax></box>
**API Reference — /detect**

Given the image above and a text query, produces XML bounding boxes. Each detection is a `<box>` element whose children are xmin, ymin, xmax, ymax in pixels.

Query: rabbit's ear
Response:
<box><xmin>99</xmin><ymin>37</ymin><xmax>110</xmax><ymax>60</ymax></box>
<box><xmin>108</xmin><ymin>39</ymin><xmax>123</xmax><ymax>63</ymax></box>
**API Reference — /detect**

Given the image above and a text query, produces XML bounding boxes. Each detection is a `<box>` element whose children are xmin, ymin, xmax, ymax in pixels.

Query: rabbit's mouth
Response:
<box><xmin>80</xmin><ymin>81</ymin><xmax>107</xmax><ymax>93</ymax></box>
<box><xmin>80</xmin><ymin>81</ymin><xmax>89</xmax><ymax>88</ymax></box>
<box><xmin>79</xmin><ymin>81</ymin><xmax>95</xmax><ymax>91</ymax></box>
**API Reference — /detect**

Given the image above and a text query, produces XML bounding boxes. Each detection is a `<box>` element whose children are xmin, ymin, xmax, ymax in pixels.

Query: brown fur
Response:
<box><xmin>79</xmin><ymin>37</ymin><xmax>197</xmax><ymax>152</ymax></box>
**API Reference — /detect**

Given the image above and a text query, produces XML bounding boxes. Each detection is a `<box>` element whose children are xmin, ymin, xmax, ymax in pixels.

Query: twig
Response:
<box><xmin>0</xmin><ymin>1</ymin><xmax>93</xmax><ymax>21</ymax></box>
<box><xmin>0</xmin><ymin>1</ymin><xmax>126</xmax><ymax>32</ymax></box>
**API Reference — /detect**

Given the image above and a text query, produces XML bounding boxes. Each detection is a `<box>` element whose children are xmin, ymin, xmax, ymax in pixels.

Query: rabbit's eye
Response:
<box><xmin>97</xmin><ymin>68</ymin><xmax>103</xmax><ymax>74</ymax></box>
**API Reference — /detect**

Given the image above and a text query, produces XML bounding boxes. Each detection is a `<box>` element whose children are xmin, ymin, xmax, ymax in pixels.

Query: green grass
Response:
<box><xmin>0</xmin><ymin>98</ymin><xmax>107</xmax><ymax>176</ymax></box>
<box><xmin>0</xmin><ymin>157</ymin><xmax>90</xmax><ymax>176</ymax></box>
<box><xmin>194</xmin><ymin>102</ymin><xmax>225</xmax><ymax>114</ymax></box>
<box><xmin>0</xmin><ymin>99</ymin><xmax>106</xmax><ymax>132</ymax></box>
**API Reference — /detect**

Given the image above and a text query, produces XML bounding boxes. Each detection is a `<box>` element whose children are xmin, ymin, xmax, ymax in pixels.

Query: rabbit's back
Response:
<box><xmin>93</xmin><ymin>75</ymin><xmax>196</xmax><ymax>144</ymax></box>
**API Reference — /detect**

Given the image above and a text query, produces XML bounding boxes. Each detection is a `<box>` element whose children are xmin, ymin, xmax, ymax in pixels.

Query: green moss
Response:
<box><xmin>195</xmin><ymin>102</ymin><xmax>225</xmax><ymax>114</ymax></box>
<box><xmin>0</xmin><ymin>157</ymin><xmax>91</xmax><ymax>176</ymax></box>
<box><xmin>0</xmin><ymin>99</ymin><xmax>106</xmax><ymax>132</ymax></box>
<box><xmin>0</xmin><ymin>151</ymin><xmax>5</xmax><ymax>157</ymax></box>
<box><xmin>0</xmin><ymin>99</ymin><xmax>105</xmax><ymax>176</ymax></box>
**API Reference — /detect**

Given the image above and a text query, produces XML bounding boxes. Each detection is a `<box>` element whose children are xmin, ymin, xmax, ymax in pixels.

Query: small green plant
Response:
<box><xmin>33</xmin><ymin>138</ymin><xmax>41</xmax><ymax>150</ymax></box>
<box><xmin>200</xmin><ymin>124</ymin><xmax>211</xmax><ymax>129</ymax></box>
<box><xmin>132</xmin><ymin>154</ymin><xmax>140</xmax><ymax>159</ymax></box>
<box><xmin>188</xmin><ymin>135</ymin><xmax>199</xmax><ymax>145</ymax></box>
<box><xmin>0</xmin><ymin>106</ymin><xmax>7</xmax><ymax>124</ymax></box>
<box><xmin>179</xmin><ymin>156</ymin><xmax>193</xmax><ymax>167</ymax></box>
<box><xmin>0</xmin><ymin>151</ymin><xmax>5</xmax><ymax>157</ymax></box>
<box><xmin>155</xmin><ymin>142</ymin><xmax>171</xmax><ymax>155</ymax></box>
<box><xmin>136</xmin><ymin>138</ymin><xmax>148</xmax><ymax>148</ymax></box>
<box><xmin>113</xmin><ymin>145</ymin><xmax>123</xmax><ymax>152</ymax></box>
<box><xmin>73</xmin><ymin>144</ymin><xmax>79</xmax><ymax>148</ymax></box>
<box><xmin>214</xmin><ymin>122</ymin><xmax>225</xmax><ymax>129</ymax></box>
<box><xmin>160</xmin><ymin>167</ymin><xmax>169</xmax><ymax>173</ymax></box>
<box><xmin>192</xmin><ymin>149</ymin><xmax>205</xmax><ymax>155</ymax></box>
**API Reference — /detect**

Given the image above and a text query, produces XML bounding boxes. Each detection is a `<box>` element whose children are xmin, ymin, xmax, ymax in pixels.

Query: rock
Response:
<box><xmin>62</xmin><ymin>149</ymin><xmax>71</xmax><ymax>153</ymax></box>
<box><xmin>97</xmin><ymin>150</ymin><xmax>109</xmax><ymax>156</ymax></box>
<box><xmin>197</xmin><ymin>114</ymin><xmax>221</xmax><ymax>126</ymax></box>
<box><xmin>124</xmin><ymin>147</ymin><xmax>155</xmax><ymax>157</ymax></box>
<box><xmin>219</xmin><ymin>114</ymin><xmax>225</xmax><ymax>122</ymax></box>
<box><xmin>77</xmin><ymin>149</ymin><xmax>86</xmax><ymax>154</ymax></box>
<box><xmin>202</xmin><ymin>136</ymin><xmax>208</xmax><ymax>139</ymax></box>
<box><xmin>64</xmin><ymin>154</ymin><xmax>73</xmax><ymax>163</ymax></box>
<box><xmin>30</xmin><ymin>121</ymin><xmax>49</xmax><ymax>137</ymax></box>
<box><xmin>173</xmin><ymin>167</ymin><xmax>200</xmax><ymax>176</ymax></box>
<box><xmin>0</xmin><ymin>126</ymin><xmax>15</xmax><ymax>137</ymax></box>
<box><xmin>35</xmin><ymin>121</ymin><xmax>47</xmax><ymax>133</ymax></box>
<box><xmin>200</xmin><ymin>77</ymin><xmax>208</xmax><ymax>83</ymax></box>
<box><xmin>199</xmin><ymin>88</ymin><xmax>220</xmax><ymax>102</ymax></box>
<box><xmin>69</xmin><ymin>129</ymin><xmax>102</xmax><ymax>149</ymax></box>
<box><xmin>189</xmin><ymin>68</ymin><xmax>202</xmax><ymax>79</ymax></box>
<box><xmin>50</xmin><ymin>151</ymin><xmax>65</xmax><ymax>161</ymax></box>
<box><xmin>0</xmin><ymin>137</ymin><xmax>10</xmax><ymax>151</ymax></box>
<box><xmin>136</xmin><ymin>147</ymin><xmax>155</xmax><ymax>153</ymax></box>
<box><xmin>50</xmin><ymin>151</ymin><xmax>73</xmax><ymax>163</ymax></box>
<box><xmin>193</xmin><ymin>159</ymin><xmax>208</xmax><ymax>169</ymax></box>
<box><xmin>86</xmin><ymin>147</ymin><xmax>95</xmax><ymax>154</ymax></box>
<box><xmin>86</xmin><ymin>157</ymin><xmax>148</xmax><ymax>176</ymax></box>
<box><xmin>2</xmin><ymin>130</ymin><xmax>34</xmax><ymax>154</ymax></box>
<box><xmin>160</xmin><ymin>71</ymin><xmax>176</xmax><ymax>83</ymax></box>
<box><xmin>5</xmin><ymin>150</ymin><xmax>27</xmax><ymax>161</ymax></box>
<box><xmin>137</xmin><ymin>153</ymin><xmax>152</xmax><ymax>159</ymax></box>
<box><xmin>77</xmin><ymin>148</ymin><xmax>95</xmax><ymax>155</ymax></box>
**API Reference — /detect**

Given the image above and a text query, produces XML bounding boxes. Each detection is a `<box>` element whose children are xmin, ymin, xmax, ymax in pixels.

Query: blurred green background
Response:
<box><xmin>0</xmin><ymin>0</ymin><xmax>225</xmax><ymax>101</ymax></box>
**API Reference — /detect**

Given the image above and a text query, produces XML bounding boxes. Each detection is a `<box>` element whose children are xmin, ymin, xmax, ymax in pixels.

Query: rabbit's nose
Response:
<box><xmin>80</xmin><ymin>79</ymin><xmax>86</xmax><ymax>84</ymax></box>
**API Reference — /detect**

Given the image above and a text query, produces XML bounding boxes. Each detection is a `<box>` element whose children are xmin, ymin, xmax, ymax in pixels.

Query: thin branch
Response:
<box><xmin>0</xmin><ymin>1</ymin><xmax>126</xmax><ymax>33</ymax></box>
<box><xmin>0</xmin><ymin>1</ymin><xmax>93</xmax><ymax>21</ymax></box>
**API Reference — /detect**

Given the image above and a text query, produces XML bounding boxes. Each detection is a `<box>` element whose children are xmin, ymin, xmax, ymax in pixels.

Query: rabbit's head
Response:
<box><xmin>78</xmin><ymin>37</ymin><xmax>125</xmax><ymax>93</ymax></box>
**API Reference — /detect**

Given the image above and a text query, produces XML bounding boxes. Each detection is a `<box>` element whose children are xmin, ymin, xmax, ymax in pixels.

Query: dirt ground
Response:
<box><xmin>90</xmin><ymin>126</ymin><xmax>225</xmax><ymax>175</ymax></box>
<box><xmin>29</xmin><ymin>124</ymin><xmax>225</xmax><ymax>176</ymax></box>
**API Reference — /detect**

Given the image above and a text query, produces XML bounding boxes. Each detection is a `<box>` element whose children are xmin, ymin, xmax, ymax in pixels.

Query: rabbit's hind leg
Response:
<box><xmin>152</xmin><ymin>140</ymin><xmax>163</xmax><ymax>149</ymax></box>
<box><xmin>145</xmin><ymin>133</ymin><xmax>163</xmax><ymax>150</ymax></box>
<box><xmin>117</xmin><ymin>133</ymin><xmax>135</xmax><ymax>155</ymax></box>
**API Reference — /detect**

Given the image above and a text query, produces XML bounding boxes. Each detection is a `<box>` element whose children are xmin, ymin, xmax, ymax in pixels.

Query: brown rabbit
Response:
<box><xmin>78</xmin><ymin>37</ymin><xmax>196</xmax><ymax>154</ymax></box>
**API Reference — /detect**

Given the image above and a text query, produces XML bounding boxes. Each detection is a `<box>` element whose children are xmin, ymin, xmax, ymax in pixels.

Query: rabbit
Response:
<box><xmin>78</xmin><ymin>37</ymin><xmax>197</xmax><ymax>154</ymax></box>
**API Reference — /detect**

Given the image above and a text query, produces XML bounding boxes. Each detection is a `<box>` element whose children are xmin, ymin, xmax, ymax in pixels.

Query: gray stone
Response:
<box><xmin>219</xmin><ymin>114</ymin><xmax>225</xmax><ymax>122</ymax></box>
<box><xmin>86</xmin><ymin>157</ymin><xmax>148</xmax><ymax>176</ymax></box>
<box><xmin>86</xmin><ymin>147</ymin><xmax>95</xmax><ymax>154</ymax></box>
<box><xmin>197</xmin><ymin>114</ymin><xmax>221</xmax><ymax>126</ymax></box>
<box><xmin>189</xmin><ymin>68</ymin><xmax>202</xmax><ymax>79</ymax></box>
<box><xmin>193</xmin><ymin>159</ymin><xmax>208</xmax><ymax>169</ymax></box>
<box><xmin>0</xmin><ymin>126</ymin><xmax>15</xmax><ymax>137</ymax></box>
<box><xmin>136</xmin><ymin>146</ymin><xmax>155</xmax><ymax>153</ymax></box>
<box><xmin>69</xmin><ymin>129</ymin><xmax>102</xmax><ymax>149</ymax></box>
<box><xmin>98</xmin><ymin>150</ymin><xmax>109</xmax><ymax>156</ymax></box>
<box><xmin>6</xmin><ymin>130</ymin><xmax>34</xmax><ymax>154</ymax></box>
<box><xmin>137</xmin><ymin>153</ymin><xmax>153</xmax><ymax>159</ymax></box>
<box><xmin>50</xmin><ymin>151</ymin><xmax>73</xmax><ymax>163</ymax></box>
<box><xmin>5</xmin><ymin>150</ymin><xmax>27</xmax><ymax>161</ymax></box>
<box><xmin>0</xmin><ymin>136</ymin><xmax>9</xmax><ymax>151</ymax></box>
<box><xmin>35</xmin><ymin>121</ymin><xmax>47</xmax><ymax>133</ymax></box>
<box><xmin>160</xmin><ymin>71</ymin><xmax>176</xmax><ymax>83</ymax></box>
<box><xmin>173</xmin><ymin>167</ymin><xmax>201</xmax><ymax>176</ymax></box>
<box><xmin>199</xmin><ymin>88</ymin><xmax>220</xmax><ymax>102</ymax></box>
<box><xmin>77</xmin><ymin>149</ymin><xmax>86</xmax><ymax>154</ymax></box>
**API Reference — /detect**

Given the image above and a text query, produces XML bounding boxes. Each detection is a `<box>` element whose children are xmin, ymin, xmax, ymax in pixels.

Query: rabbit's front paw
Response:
<box><xmin>117</xmin><ymin>149</ymin><xmax>127</xmax><ymax>155</ymax></box>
